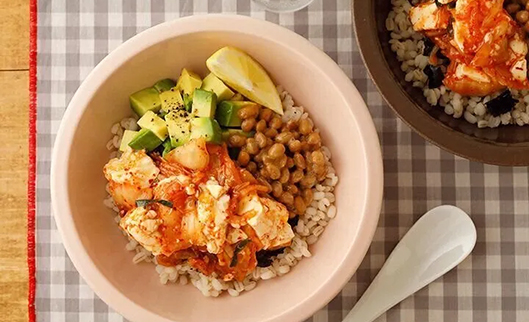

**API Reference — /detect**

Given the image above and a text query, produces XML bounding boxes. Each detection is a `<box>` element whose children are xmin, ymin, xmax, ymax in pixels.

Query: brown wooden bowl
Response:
<box><xmin>353</xmin><ymin>0</ymin><xmax>529</xmax><ymax>166</ymax></box>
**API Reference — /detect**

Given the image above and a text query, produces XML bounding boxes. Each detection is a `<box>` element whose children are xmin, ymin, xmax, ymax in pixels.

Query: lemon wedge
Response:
<box><xmin>206</xmin><ymin>47</ymin><xmax>283</xmax><ymax>115</ymax></box>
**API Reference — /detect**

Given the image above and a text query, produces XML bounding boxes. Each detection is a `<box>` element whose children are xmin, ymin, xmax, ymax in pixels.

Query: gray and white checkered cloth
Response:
<box><xmin>36</xmin><ymin>0</ymin><xmax>529</xmax><ymax>321</ymax></box>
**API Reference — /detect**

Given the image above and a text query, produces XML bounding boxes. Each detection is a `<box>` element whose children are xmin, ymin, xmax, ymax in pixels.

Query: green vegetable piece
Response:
<box><xmin>119</xmin><ymin>130</ymin><xmax>139</xmax><ymax>152</ymax></box>
<box><xmin>129</xmin><ymin>87</ymin><xmax>162</xmax><ymax>117</ymax></box>
<box><xmin>183</xmin><ymin>94</ymin><xmax>193</xmax><ymax>112</ymax></box>
<box><xmin>165</xmin><ymin>110</ymin><xmax>192</xmax><ymax>147</ymax></box>
<box><xmin>217</xmin><ymin>101</ymin><xmax>260</xmax><ymax>128</ymax></box>
<box><xmin>156</xmin><ymin>200</ymin><xmax>173</xmax><ymax>208</ymax></box>
<box><xmin>176</xmin><ymin>68</ymin><xmax>202</xmax><ymax>97</ymax></box>
<box><xmin>216</xmin><ymin>101</ymin><xmax>243</xmax><ymax>127</ymax></box>
<box><xmin>221</xmin><ymin>128</ymin><xmax>255</xmax><ymax>142</ymax></box>
<box><xmin>135</xmin><ymin>199</ymin><xmax>173</xmax><ymax>208</ymax></box>
<box><xmin>137</xmin><ymin>111</ymin><xmax>168</xmax><ymax>140</ymax></box>
<box><xmin>153</xmin><ymin>78</ymin><xmax>176</xmax><ymax>93</ymax></box>
<box><xmin>192</xmin><ymin>89</ymin><xmax>217</xmax><ymax>118</ymax></box>
<box><xmin>201</xmin><ymin>73</ymin><xmax>235</xmax><ymax>101</ymax></box>
<box><xmin>230</xmin><ymin>239</ymin><xmax>251</xmax><ymax>267</ymax></box>
<box><xmin>128</xmin><ymin>128</ymin><xmax>163</xmax><ymax>152</ymax></box>
<box><xmin>162</xmin><ymin>139</ymin><xmax>173</xmax><ymax>158</ymax></box>
<box><xmin>160</xmin><ymin>87</ymin><xmax>184</xmax><ymax>113</ymax></box>
<box><xmin>190</xmin><ymin>117</ymin><xmax>222</xmax><ymax>144</ymax></box>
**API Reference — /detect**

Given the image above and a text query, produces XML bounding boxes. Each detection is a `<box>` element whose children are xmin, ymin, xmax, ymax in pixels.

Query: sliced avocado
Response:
<box><xmin>183</xmin><ymin>94</ymin><xmax>193</xmax><ymax>112</ymax></box>
<box><xmin>192</xmin><ymin>89</ymin><xmax>217</xmax><ymax>118</ymax></box>
<box><xmin>119</xmin><ymin>130</ymin><xmax>139</xmax><ymax>152</ymax></box>
<box><xmin>201</xmin><ymin>73</ymin><xmax>235</xmax><ymax>101</ymax></box>
<box><xmin>230</xmin><ymin>93</ymin><xmax>244</xmax><ymax>101</ymax></box>
<box><xmin>161</xmin><ymin>139</ymin><xmax>173</xmax><ymax>157</ymax></box>
<box><xmin>160</xmin><ymin>87</ymin><xmax>184</xmax><ymax>113</ymax></box>
<box><xmin>129</xmin><ymin>87</ymin><xmax>161</xmax><ymax>117</ymax></box>
<box><xmin>137</xmin><ymin>111</ymin><xmax>168</xmax><ymax>140</ymax></box>
<box><xmin>190</xmin><ymin>117</ymin><xmax>222</xmax><ymax>144</ymax></box>
<box><xmin>176</xmin><ymin>68</ymin><xmax>202</xmax><ymax>97</ymax></box>
<box><xmin>153</xmin><ymin>79</ymin><xmax>176</xmax><ymax>93</ymax></box>
<box><xmin>165</xmin><ymin>110</ymin><xmax>192</xmax><ymax>147</ymax></box>
<box><xmin>128</xmin><ymin>128</ymin><xmax>163</xmax><ymax>152</ymax></box>
<box><xmin>221</xmin><ymin>128</ymin><xmax>255</xmax><ymax>142</ymax></box>
<box><xmin>216</xmin><ymin>101</ymin><xmax>260</xmax><ymax>128</ymax></box>
<box><xmin>216</xmin><ymin>101</ymin><xmax>243</xmax><ymax>127</ymax></box>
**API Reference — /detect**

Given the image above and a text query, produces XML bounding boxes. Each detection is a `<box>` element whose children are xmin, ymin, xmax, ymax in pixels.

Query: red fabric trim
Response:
<box><xmin>28</xmin><ymin>0</ymin><xmax>38</xmax><ymax>321</ymax></box>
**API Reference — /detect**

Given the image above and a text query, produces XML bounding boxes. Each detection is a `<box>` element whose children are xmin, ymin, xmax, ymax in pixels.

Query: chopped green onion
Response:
<box><xmin>135</xmin><ymin>199</ymin><xmax>174</xmax><ymax>208</ymax></box>
<box><xmin>230</xmin><ymin>239</ymin><xmax>251</xmax><ymax>267</ymax></box>
<box><xmin>156</xmin><ymin>199</ymin><xmax>174</xmax><ymax>208</ymax></box>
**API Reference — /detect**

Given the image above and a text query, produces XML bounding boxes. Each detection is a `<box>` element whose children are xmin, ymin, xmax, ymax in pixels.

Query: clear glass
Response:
<box><xmin>252</xmin><ymin>0</ymin><xmax>315</xmax><ymax>13</ymax></box>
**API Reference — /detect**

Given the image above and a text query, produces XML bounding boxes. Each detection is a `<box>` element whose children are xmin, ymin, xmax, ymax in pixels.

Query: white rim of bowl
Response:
<box><xmin>51</xmin><ymin>14</ymin><xmax>383</xmax><ymax>322</ymax></box>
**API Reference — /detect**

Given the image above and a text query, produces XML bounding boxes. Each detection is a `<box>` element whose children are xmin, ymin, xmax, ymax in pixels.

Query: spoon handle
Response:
<box><xmin>343</xmin><ymin>206</ymin><xmax>476</xmax><ymax>322</ymax></box>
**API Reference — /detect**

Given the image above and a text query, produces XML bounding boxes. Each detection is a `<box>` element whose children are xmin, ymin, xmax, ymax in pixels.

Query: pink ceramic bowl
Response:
<box><xmin>51</xmin><ymin>15</ymin><xmax>383</xmax><ymax>322</ymax></box>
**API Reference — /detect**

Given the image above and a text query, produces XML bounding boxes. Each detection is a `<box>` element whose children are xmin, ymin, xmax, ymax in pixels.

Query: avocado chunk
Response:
<box><xmin>192</xmin><ymin>89</ymin><xmax>217</xmax><ymax>118</ymax></box>
<box><xmin>216</xmin><ymin>101</ymin><xmax>243</xmax><ymax>127</ymax></box>
<box><xmin>129</xmin><ymin>87</ymin><xmax>161</xmax><ymax>117</ymax></box>
<box><xmin>119</xmin><ymin>130</ymin><xmax>139</xmax><ymax>152</ymax></box>
<box><xmin>176</xmin><ymin>68</ymin><xmax>203</xmax><ymax>97</ymax></box>
<box><xmin>153</xmin><ymin>78</ymin><xmax>176</xmax><ymax>93</ymax></box>
<box><xmin>230</xmin><ymin>93</ymin><xmax>244</xmax><ymax>101</ymax></box>
<box><xmin>221</xmin><ymin>128</ymin><xmax>255</xmax><ymax>142</ymax></box>
<box><xmin>201</xmin><ymin>73</ymin><xmax>235</xmax><ymax>101</ymax></box>
<box><xmin>216</xmin><ymin>101</ymin><xmax>260</xmax><ymax>128</ymax></box>
<box><xmin>190</xmin><ymin>117</ymin><xmax>222</xmax><ymax>144</ymax></box>
<box><xmin>165</xmin><ymin>110</ymin><xmax>192</xmax><ymax>147</ymax></box>
<box><xmin>128</xmin><ymin>128</ymin><xmax>163</xmax><ymax>152</ymax></box>
<box><xmin>160</xmin><ymin>87</ymin><xmax>184</xmax><ymax>113</ymax></box>
<box><xmin>137</xmin><ymin>111</ymin><xmax>168</xmax><ymax>140</ymax></box>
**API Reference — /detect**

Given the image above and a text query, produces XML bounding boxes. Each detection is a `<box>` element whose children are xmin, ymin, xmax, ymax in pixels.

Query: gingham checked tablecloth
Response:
<box><xmin>36</xmin><ymin>0</ymin><xmax>529</xmax><ymax>321</ymax></box>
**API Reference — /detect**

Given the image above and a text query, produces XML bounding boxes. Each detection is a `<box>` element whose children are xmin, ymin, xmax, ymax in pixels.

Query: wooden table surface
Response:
<box><xmin>0</xmin><ymin>1</ymin><xmax>30</xmax><ymax>321</ymax></box>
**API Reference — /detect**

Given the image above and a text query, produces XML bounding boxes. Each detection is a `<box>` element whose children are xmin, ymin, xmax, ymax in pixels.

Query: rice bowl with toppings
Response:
<box><xmin>52</xmin><ymin>15</ymin><xmax>384</xmax><ymax>322</ymax></box>
<box><xmin>103</xmin><ymin>47</ymin><xmax>339</xmax><ymax>297</ymax></box>
<box><xmin>386</xmin><ymin>0</ymin><xmax>529</xmax><ymax>128</ymax></box>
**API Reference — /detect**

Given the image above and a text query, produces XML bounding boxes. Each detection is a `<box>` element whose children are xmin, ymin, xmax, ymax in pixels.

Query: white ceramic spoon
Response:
<box><xmin>343</xmin><ymin>205</ymin><xmax>477</xmax><ymax>322</ymax></box>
